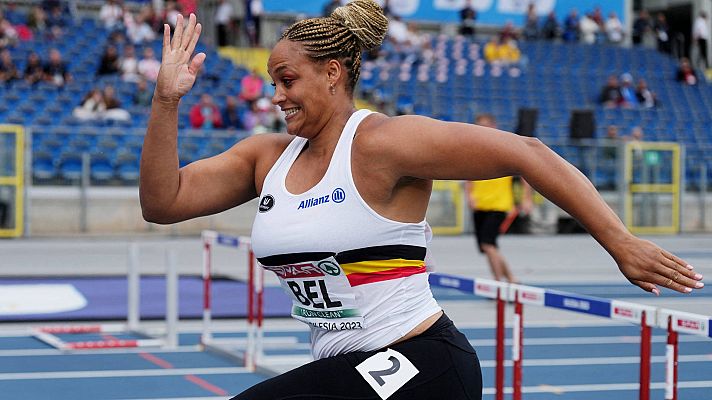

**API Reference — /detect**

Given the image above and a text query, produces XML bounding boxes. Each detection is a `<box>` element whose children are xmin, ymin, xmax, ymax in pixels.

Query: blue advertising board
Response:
<box><xmin>262</xmin><ymin>0</ymin><xmax>626</xmax><ymax>26</ymax></box>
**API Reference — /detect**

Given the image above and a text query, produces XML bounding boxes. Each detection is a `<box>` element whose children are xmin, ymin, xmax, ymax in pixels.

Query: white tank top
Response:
<box><xmin>251</xmin><ymin>109</ymin><xmax>441</xmax><ymax>360</ymax></box>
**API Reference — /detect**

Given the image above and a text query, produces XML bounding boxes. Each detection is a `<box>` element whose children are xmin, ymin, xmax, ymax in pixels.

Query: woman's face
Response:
<box><xmin>267</xmin><ymin>40</ymin><xmax>334</xmax><ymax>138</ymax></box>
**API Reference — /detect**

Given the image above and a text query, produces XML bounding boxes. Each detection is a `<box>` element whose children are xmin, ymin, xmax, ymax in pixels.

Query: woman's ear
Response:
<box><xmin>326</xmin><ymin>59</ymin><xmax>343</xmax><ymax>87</ymax></box>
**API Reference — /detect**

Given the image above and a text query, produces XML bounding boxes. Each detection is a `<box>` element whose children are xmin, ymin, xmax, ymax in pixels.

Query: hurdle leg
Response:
<box><xmin>512</xmin><ymin>290</ymin><xmax>523</xmax><ymax>400</ymax></box>
<box><xmin>201</xmin><ymin>237</ymin><xmax>213</xmax><ymax>346</ymax></box>
<box><xmin>127</xmin><ymin>243</ymin><xmax>140</xmax><ymax>332</ymax></box>
<box><xmin>639</xmin><ymin>311</ymin><xmax>651</xmax><ymax>400</ymax></box>
<box><xmin>495</xmin><ymin>287</ymin><xmax>505</xmax><ymax>400</ymax></box>
<box><xmin>665</xmin><ymin>316</ymin><xmax>678</xmax><ymax>400</ymax></box>
<box><xmin>165</xmin><ymin>248</ymin><xmax>179</xmax><ymax>349</ymax></box>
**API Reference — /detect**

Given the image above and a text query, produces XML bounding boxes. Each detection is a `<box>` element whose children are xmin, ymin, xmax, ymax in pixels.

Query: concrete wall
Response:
<box><xmin>27</xmin><ymin>187</ymin><xmax>258</xmax><ymax>236</ymax></box>
<box><xmin>24</xmin><ymin>186</ymin><xmax>712</xmax><ymax>236</ymax></box>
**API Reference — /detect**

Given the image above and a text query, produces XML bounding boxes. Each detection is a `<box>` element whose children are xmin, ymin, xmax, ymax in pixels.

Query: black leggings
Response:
<box><xmin>231</xmin><ymin>313</ymin><xmax>482</xmax><ymax>399</ymax></box>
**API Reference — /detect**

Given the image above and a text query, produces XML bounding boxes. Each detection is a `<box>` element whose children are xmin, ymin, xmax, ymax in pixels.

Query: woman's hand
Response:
<box><xmin>155</xmin><ymin>13</ymin><xmax>205</xmax><ymax>104</ymax></box>
<box><xmin>613</xmin><ymin>236</ymin><xmax>704</xmax><ymax>295</ymax></box>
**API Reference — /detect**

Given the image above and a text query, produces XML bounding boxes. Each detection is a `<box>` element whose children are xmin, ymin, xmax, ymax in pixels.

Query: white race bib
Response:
<box><xmin>356</xmin><ymin>349</ymin><xmax>419</xmax><ymax>400</ymax></box>
<box><xmin>263</xmin><ymin>257</ymin><xmax>365</xmax><ymax>330</ymax></box>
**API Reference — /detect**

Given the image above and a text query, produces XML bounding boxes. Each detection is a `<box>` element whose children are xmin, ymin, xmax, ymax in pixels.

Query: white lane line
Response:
<box><xmin>469</xmin><ymin>334</ymin><xmax>711</xmax><ymax>347</ymax></box>
<box><xmin>479</xmin><ymin>354</ymin><xmax>712</xmax><ymax>368</ymax></box>
<box><xmin>0</xmin><ymin>345</ymin><xmax>202</xmax><ymax>357</ymax></box>
<box><xmin>483</xmin><ymin>380</ymin><xmax>712</xmax><ymax>395</ymax></box>
<box><xmin>0</xmin><ymin>367</ymin><xmax>250</xmax><ymax>380</ymax></box>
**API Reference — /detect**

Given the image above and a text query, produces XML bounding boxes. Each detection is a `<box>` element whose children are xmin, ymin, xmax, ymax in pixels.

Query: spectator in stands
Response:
<box><xmin>243</xmin><ymin>96</ymin><xmax>276</xmax><ymax>134</ymax></box>
<box><xmin>676</xmin><ymin>57</ymin><xmax>697</xmax><ymax>85</ymax></box>
<box><xmin>125</xmin><ymin>6</ymin><xmax>156</xmax><ymax>45</ymax></box>
<box><xmin>618</xmin><ymin>73</ymin><xmax>639</xmax><ymax>108</ymax></box>
<box><xmin>605</xmin><ymin>12</ymin><xmax>624</xmax><ymax>45</ymax></box>
<box><xmin>163</xmin><ymin>1</ymin><xmax>181</xmax><ymax>29</ymax></box>
<box><xmin>693</xmin><ymin>11</ymin><xmax>709</xmax><ymax>70</ymax></box>
<box><xmin>138</xmin><ymin>47</ymin><xmax>161</xmax><ymax>82</ymax></box>
<box><xmin>522</xmin><ymin>3</ymin><xmax>538</xmax><ymax>41</ymax></box>
<box><xmin>43</xmin><ymin>48</ymin><xmax>71</xmax><ymax>87</ymax></box>
<box><xmin>27</xmin><ymin>6</ymin><xmax>48</xmax><ymax>36</ymax></box>
<box><xmin>73</xmin><ymin>88</ymin><xmax>106</xmax><ymax>121</ymax></box>
<box><xmin>323</xmin><ymin>0</ymin><xmax>341</xmax><ymax>17</ymax></box>
<box><xmin>23</xmin><ymin>51</ymin><xmax>44</xmax><ymax>85</ymax></box>
<box><xmin>386</xmin><ymin>14</ymin><xmax>409</xmax><ymax>50</ymax></box>
<box><xmin>0</xmin><ymin>48</ymin><xmax>19</xmax><ymax>85</ymax></box>
<box><xmin>602</xmin><ymin>125</ymin><xmax>620</xmax><ymax>160</ymax></box>
<box><xmin>246</xmin><ymin>0</ymin><xmax>263</xmax><ymax>47</ymax></box>
<box><xmin>562</xmin><ymin>9</ymin><xmax>579</xmax><ymax>42</ymax></box>
<box><xmin>599</xmin><ymin>74</ymin><xmax>622</xmax><ymax>108</ymax></box>
<box><xmin>540</xmin><ymin>11</ymin><xmax>560</xmax><ymax>40</ymax></box>
<box><xmin>579</xmin><ymin>12</ymin><xmax>600</xmax><ymax>44</ymax></box>
<box><xmin>499</xmin><ymin>21</ymin><xmax>518</xmax><ymax>43</ymax></box>
<box><xmin>632</xmin><ymin>10</ymin><xmax>652</xmax><ymax>46</ymax></box>
<box><xmin>222</xmin><ymin>95</ymin><xmax>244</xmax><ymax>130</ymax></box>
<box><xmin>483</xmin><ymin>35</ymin><xmax>500</xmax><ymax>63</ymax></box>
<box><xmin>120</xmin><ymin>44</ymin><xmax>140</xmax><ymax>83</ymax></box>
<box><xmin>459</xmin><ymin>0</ymin><xmax>477</xmax><ymax>40</ymax></box>
<box><xmin>99</xmin><ymin>0</ymin><xmax>124</xmax><ymax>30</ymax></box>
<box><xmin>654</xmin><ymin>12</ymin><xmax>670</xmax><ymax>54</ymax></box>
<box><xmin>97</xmin><ymin>45</ymin><xmax>121</xmax><ymax>75</ymax></box>
<box><xmin>189</xmin><ymin>94</ymin><xmax>223</xmax><ymax>129</ymax></box>
<box><xmin>46</xmin><ymin>5</ymin><xmax>67</xmax><ymax>39</ymax></box>
<box><xmin>215</xmin><ymin>0</ymin><xmax>234</xmax><ymax>47</ymax></box>
<box><xmin>103</xmin><ymin>85</ymin><xmax>131</xmax><ymax>121</ymax></box>
<box><xmin>239</xmin><ymin>68</ymin><xmax>264</xmax><ymax>103</ymax></box>
<box><xmin>498</xmin><ymin>38</ymin><xmax>521</xmax><ymax>66</ymax></box>
<box><xmin>133</xmin><ymin>78</ymin><xmax>153</xmax><ymax>106</ymax></box>
<box><xmin>635</xmin><ymin>79</ymin><xmax>657</xmax><ymax>109</ymax></box>
<box><xmin>0</xmin><ymin>10</ymin><xmax>19</xmax><ymax>48</ymax></box>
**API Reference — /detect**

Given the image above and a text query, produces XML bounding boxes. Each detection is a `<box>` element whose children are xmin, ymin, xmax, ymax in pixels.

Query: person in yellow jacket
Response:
<box><xmin>465</xmin><ymin>114</ymin><xmax>532</xmax><ymax>283</ymax></box>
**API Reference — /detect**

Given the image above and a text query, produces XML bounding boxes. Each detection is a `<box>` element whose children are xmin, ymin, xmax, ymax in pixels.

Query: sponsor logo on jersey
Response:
<box><xmin>262</xmin><ymin>263</ymin><xmax>324</xmax><ymax>279</ymax></box>
<box><xmin>332</xmin><ymin>188</ymin><xmax>346</xmax><ymax>203</ymax></box>
<box><xmin>297</xmin><ymin>188</ymin><xmax>345</xmax><ymax>210</ymax></box>
<box><xmin>259</xmin><ymin>195</ymin><xmax>275</xmax><ymax>212</ymax></box>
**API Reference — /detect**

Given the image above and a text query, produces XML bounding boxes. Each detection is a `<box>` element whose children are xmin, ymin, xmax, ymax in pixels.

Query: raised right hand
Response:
<box><xmin>155</xmin><ymin>13</ymin><xmax>205</xmax><ymax>104</ymax></box>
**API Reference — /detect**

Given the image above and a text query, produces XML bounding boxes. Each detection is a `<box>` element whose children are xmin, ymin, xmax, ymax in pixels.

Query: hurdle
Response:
<box><xmin>427</xmin><ymin>272</ymin><xmax>707</xmax><ymax>400</ymax></box>
<box><xmin>658</xmin><ymin>309</ymin><xmax>712</xmax><ymax>400</ymax></box>
<box><xmin>201</xmin><ymin>230</ymin><xmax>264</xmax><ymax>371</ymax></box>
<box><xmin>33</xmin><ymin>244</ymin><xmax>179</xmax><ymax>351</ymax></box>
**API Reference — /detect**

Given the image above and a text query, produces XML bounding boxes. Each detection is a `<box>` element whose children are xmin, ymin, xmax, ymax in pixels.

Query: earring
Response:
<box><xmin>329</xmin><ymin>84</ymin><xmax>336</xmax><ymax>95</ymax></box>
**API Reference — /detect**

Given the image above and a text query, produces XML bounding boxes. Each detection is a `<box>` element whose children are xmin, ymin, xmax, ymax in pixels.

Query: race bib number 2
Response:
<box><xmin>356</xmin><ymin>349</ymin><xmax>419</xmax><ymax>400</ymax></box>
<box><xmin>263</xmin><ymin>257</ymin><xmax>365</xmax><ymax>331</ymax></box>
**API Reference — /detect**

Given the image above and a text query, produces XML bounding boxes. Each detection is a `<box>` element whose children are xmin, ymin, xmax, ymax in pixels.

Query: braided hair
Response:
<box><xmin>280</xmin><ymin>0</ymin><xmax>388</xmax><ymax>94</ymax></box>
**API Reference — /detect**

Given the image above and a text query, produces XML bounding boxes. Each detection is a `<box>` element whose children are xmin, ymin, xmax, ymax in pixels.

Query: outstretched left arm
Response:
<box><xmin>374</xmin><ymin>115</ymin><xmax>703</xmax><ymax>295</ymax></box>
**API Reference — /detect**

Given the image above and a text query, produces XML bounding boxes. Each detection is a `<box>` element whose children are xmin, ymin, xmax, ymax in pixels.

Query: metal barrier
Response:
<box><xmin>428</xmin><ymin>272</ymin><xmax>711</xmax><ymax>400</ymax></box>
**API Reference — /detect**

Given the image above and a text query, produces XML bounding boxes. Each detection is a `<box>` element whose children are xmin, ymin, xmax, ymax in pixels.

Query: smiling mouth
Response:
<box><xmin>284</xmin><ymin>108</ymin><xmax>301</xmax><ymax>118</ymax></box>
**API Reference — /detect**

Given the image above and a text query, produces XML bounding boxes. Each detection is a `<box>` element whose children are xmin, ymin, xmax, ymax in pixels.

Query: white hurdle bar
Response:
<box><xmin>33</xmin><ymin>244</ymin><xmax>179</xmax><ymax>351</ymax></box>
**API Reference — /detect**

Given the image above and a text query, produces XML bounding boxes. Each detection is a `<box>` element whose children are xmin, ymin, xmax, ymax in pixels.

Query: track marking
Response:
<box><xmin>139</xmin><ymin>352</ymin><xmax>175</xmax><ymax>369</ymax></box>
<box><xmin>482</xmin><ymin>380</ymin><xmax>712</xmax><ymax>395</ymax></box>
<box><xmin>184</xmin><ymin>375</ymin><xmax>228</xmax><ymax>396</ymax></box>
<box><xmin>0</xmin><ymin>367</ymin><xmax>249</xmax><ymax>380</ymax></box>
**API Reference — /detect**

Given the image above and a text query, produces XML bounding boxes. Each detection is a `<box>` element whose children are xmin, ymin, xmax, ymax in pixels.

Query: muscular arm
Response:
<box><xmin>139</xmin><ymin>99</ymin><xmax>261</xmax><ymax>224</ymax></box>
<box><xmin>367</xmin><ymin>114</ymin><xmax>703</xmax><ymax>294</ymax></box>
<box><xmin>139</xmin><ymin>14</ymin><xmax>269</xmax><ymax>224</ymax></box>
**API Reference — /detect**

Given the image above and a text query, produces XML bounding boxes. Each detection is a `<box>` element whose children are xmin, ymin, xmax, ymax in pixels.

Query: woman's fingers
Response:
<box><xmin>162</xmin><ymin>24</ymin><xmax>170</xmax><ymax>57</ymax></box>
<box><xmin>186</xmin><ymin>22</ymin><xmax>202</xmax><ymax>57</ymax></box>
<box><xmin>172</xmin><ymin>14</ymin><xmax>184</xmax><ymax>51</ymax></box>
<box><xmin>189</xmin><ymin>52</ymin><xmax>206</xmax><ymax>75</ymax></box>
<box><xmin>182</xmin><ymin>14</ymin><xmax>197</xmax><ymax>52</ymax></box>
